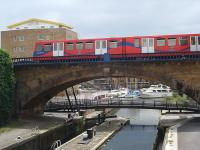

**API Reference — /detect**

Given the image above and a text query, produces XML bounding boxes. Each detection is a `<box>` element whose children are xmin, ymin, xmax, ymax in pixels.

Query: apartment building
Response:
<box><xmin>1</xmin><ymin>18</ymin><xmax>78</xmax><ymax>57</ymax></box>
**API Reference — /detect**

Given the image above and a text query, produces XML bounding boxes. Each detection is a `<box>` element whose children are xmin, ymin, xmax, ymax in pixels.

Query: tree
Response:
<box><xmin>0</xmin><ymin>49</ymin><xmax>15</xmax><ymax>126</ymax></box>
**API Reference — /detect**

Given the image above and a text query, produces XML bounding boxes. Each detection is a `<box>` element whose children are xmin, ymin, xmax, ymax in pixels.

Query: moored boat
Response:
<box><xmin>139</xmin><ymin>84</ymin><xmax>172</xmax><ymax>98</ymax></box>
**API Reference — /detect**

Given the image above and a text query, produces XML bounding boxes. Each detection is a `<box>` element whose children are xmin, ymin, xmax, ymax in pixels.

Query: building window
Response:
<box><xmin>66</xmin><ymin>42</ymin><xmax>74</xmax><ymax>50</ymax></box>
<box><xmin>157</xmin><ymin>38</ymin><xmax>165</xmax><ymax>46</ymax></box>
<box><xmin>179</xmin><ymin>37</ymin><xmax>188</xmax><ymax>46</ymax></box>
<box><xmin>20</xmin><ymin>46</ymin><xmax>25</xmax><ymax>52</ymax></box>
<box><xmin>41</xmin><ymin>26</ymin><xmax>45</xmax><ymax>28</ymax></box>
<box><xmin>168</xmin><ymin>38</ymin><xmax>176</xmax><ymax>46</ymax></box>
<box><xmin>24</xmin><ymin>27</ymin><xmax>28</xmax><ymax>29</ymax></box>
<box><xmin>109</xmin><ymin>40</ymin><xmax>118</xmax><ymax>48</ymax></box>
<box><xmin>13</xmin><ymin>46</ymin><xmax>25</xmax><ymax>52</ymax></box>
<box><xmin>18</xmin><ymin>36</ymin><xmax>24</xmax><ymax>41</ymax></box>
<box><xmin>46</xmin><ymin>35</ymin><xmax>53</xmax><ymax>40</ymax></box>
<box><xmin>13</xmin><ymin>36</ymin><xmax>17</xmax><ymax>42</ymax></box>
<box><xmin>134</xmin><ymin>39</ymin><xmax>140</xmax><ymax>47</ymax></box>
<box><xmin>76</xmin><ymin>42</ymin><xmax>83</xmax><ymax>50</ymax></box>
<box><xmin>85</xmin><ymin>42</ymin><xmax>93</xmax><ymax>49</ymax></box>
<box><xmin>37</xmin><ymin>34</ymin><xmax>45</xmax><ymax>40</ymax></box>
<box><xmin>12</xmin><ymin>47</ymin><xmax>16</xmax><ymax>52</ymax></box>
<box><xmin>50</xmin><ymin>26</ymin><xmax>54</xmax><ymax>28</ymax></box>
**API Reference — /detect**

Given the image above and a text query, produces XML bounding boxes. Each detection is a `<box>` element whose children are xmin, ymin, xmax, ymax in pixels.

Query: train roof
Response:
<box><xmin>35</xmin><ymin>33</ymin><xmax>200</xmax><ymax>44</ymax></box>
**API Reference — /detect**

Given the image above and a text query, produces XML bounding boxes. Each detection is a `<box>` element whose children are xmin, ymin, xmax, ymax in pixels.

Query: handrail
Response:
<box><xmin>44</xmin><ymin>99</ymin><xmax>200</xmax><ymax>112</ymax></box>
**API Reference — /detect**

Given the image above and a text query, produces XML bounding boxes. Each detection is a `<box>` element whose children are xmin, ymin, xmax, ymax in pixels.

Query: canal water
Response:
<box><xmin>100</xmin><ymin>108</ymin><xmax>161</xmax><ymax>150</ymax></box>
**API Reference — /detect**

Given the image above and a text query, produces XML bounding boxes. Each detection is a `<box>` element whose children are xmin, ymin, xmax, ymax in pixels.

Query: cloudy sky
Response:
<box><xmin>1</xmin><ymin>0</ymin><xmax>200</xmax><ymax>38</ymax></box>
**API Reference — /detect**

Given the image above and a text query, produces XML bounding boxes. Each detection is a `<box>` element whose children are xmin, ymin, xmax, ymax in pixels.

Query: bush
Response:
<box><xmin>165</xmin><ymin>92</ymin><xmax>189</xmax><ymax>104</ymax></box>
<box><xmin>0</xmin><ymin>49</ymin><xmax>15</xmax><ymax>126</ymax></box>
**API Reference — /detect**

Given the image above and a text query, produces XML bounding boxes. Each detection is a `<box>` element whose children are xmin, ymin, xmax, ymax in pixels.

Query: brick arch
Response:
<box><xmin>14</xmin><ymin>61</ymin><xmax>200</xmax><ymax>116</ymax></box>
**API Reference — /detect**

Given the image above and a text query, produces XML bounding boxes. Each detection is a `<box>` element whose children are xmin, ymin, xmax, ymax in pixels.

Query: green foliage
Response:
<box><xmin>0</xmin><ymin>49</ymin><xmax>15</xmax><ymax>126</ymax></box>
<box><xmin>165</xmin><ymin>92</ymin><xmax>189</xmax><ymax>104</ymax></box>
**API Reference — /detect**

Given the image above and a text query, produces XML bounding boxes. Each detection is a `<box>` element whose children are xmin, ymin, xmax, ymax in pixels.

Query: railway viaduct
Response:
<box><xmin>14</xmin><ymin>61</ymin><xmax>200</xmax><ymax>117</ymax></box>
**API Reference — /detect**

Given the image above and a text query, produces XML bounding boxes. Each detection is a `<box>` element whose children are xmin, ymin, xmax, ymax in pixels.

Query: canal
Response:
<box><xmin>100</xmin><ymin>108</ymin><xmax>161</xmax><ymax>150</ymax></box>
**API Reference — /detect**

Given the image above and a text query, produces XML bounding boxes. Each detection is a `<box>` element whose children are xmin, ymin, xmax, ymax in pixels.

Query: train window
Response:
<box><xmin>76</xmin><ymin>42</ymin><xmax>83</xmax><ymax>50</ymax></box>
<box><xmin>168</xmin><ymin>38</ymin><xmax>176</xmax><ymax>46</ymax></box>
<box><xmin>66</xmin><ymin>42</ymin><xmax>74</xmax><ymax>50</ymax></box>
<box><xmin>179</xmin><ymin>37</ymin><xmax>188</xmax><ymax>46</ymax></box>
<box><xmin>96</xmin><ymin>41</ymin><xmax>100</xmax><ymax>49</ymax></box>
<box><xmin>134</xmin><ymin>39</ymin><xmax>140</xmax><ymax>47</ymax></box>
<box><xmin>109</xmin><ymin>40</ymin><xmax>118</xmax><ymax>48</ymax></box>
<box><xmin>102</xmin><ymin>41</ymin><xmax>107</xmax><ymax>49</ymax></box>
<box><xmin>191</xmin><ymin>37</ymin><xmax>195</xmax><ymax>45</ymax></box>
<box><xmin>44</xmin><ymin>44</ymin><xmax>52</xmax><ymax>51</ymax></box>
<box><xmin>149</xmin><ymin>38</ymin><xmax>153</xmax><ymax>47</ymax></box>
<box><xmin>36</xmin><ymin>44</ymin><xmax>43</xmax><ymax>51</ymax></box>
<box><xmin>85</xmin><ymin>42</ymin><xmax>93</xmax><ymax>49</ymax></box>
<box><xmin>198</xmin><ymin>37</ymin><xmax>200</xmax><ymax>45</ymax></box>
<box><xmin>142</xmin><ymin>38</ymin><xmax>147</xmax><ymax>47</ymax></box>
<box><xmin>157</xmin><ymin>38</ymin><xmax>165</xmax><ymax>46</ymax></box>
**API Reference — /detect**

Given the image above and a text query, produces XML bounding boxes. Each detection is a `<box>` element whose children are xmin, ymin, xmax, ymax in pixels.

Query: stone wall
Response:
<box><xmin>5</xmin><ymin>118</ymin><xmax>84</xmax><ymax>150</ymax></box>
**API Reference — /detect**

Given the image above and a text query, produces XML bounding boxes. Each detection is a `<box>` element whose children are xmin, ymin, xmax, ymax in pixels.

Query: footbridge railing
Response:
<box><xmin>44</xmin><ymin>99</ymin><xmax>200</xmax><ymax>112</ymax></box>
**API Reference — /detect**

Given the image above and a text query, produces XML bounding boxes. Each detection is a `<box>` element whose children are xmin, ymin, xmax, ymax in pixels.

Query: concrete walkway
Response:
<box><xmin>56</xmin><ymin>118</ymin><xmax>128</xmax><ymax>150</ymax></box>
<box><xmin>0</xmin><ymin>110</ymin><xmax>103</xmax><ymax>150</ymax></box>
<box><xmin>178</xmin><ymin>117</ymin><xmax>200</xmax><ymax>150</ymax></box>
<box><xmin>161</xmin><ymin>114</ymin><xmax>200</xmax><ymax>150</ymax></box>
<box><xmin>0</xmin><ymin>116</ymin><xmax>65</xmax><ymax>149</ymax></box>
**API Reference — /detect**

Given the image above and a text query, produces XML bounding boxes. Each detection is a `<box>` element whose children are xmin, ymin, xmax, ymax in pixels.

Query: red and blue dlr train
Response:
<box><xmin>33</xmin><ymin>34</ymin><xmax>200</xmax><ymax>61</ymax></box>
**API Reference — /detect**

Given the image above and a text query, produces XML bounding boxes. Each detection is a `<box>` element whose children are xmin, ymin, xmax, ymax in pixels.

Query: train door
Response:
<box><xmin>190</xmin><ymin>36</ymin><xmax>200</xmax><ymax>51</ymax></box>
<box><xmin>53</xmin><ymin>42</ymin><xmax>64</xmax><ymax>56</ymax></box>
<box><xmin>95</xmin><ymin>40</ymin><xmax>107</xmax><ymax>55</ymax></box>
<box><xmin>141</xmin><ymin>38</ymin><xmax>154</xmax><ymax>53</ymax></box>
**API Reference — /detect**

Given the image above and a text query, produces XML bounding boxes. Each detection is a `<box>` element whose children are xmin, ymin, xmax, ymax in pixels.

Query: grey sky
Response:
<box><xmin>1</xmin><ymin>0</ymin><xmax>200</xmax><ymax>38</ymax></box>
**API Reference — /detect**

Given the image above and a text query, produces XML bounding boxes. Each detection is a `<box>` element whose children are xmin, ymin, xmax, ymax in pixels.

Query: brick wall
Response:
<box><xmin>1</xmin><ymin>28</ymin><xmax>78</xmax><ymax>57</ymax></box>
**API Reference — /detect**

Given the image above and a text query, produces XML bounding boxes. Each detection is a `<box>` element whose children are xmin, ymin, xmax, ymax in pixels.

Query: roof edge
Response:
<box><xmin>7</xmin><ymin>18</ymin><xmax>73</xmax><ymax>29</ymax></box>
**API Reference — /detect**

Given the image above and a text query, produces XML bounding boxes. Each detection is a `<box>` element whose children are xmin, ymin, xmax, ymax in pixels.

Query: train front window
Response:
<box><xmin>168</xmin><ymin>38</ymin><xmax>176</xmax><ymax>46</ymax></box>
<box><xmin>76</xmin><ymin>42</ymin><xmax>83</xmax><ymax>50</ymax></box>
<box><xmin>179</xmin><ymin>37</ymin><xmax>188</xmax><ymax>46</ymax></box>
<box><xmin>109</xmin><ymin>40</ymin><xmax>118</xmax><ymax>48</ymax></box>
<box><xmin>85</xmin><ymin>42</ymin><xmax>93</xmax><ymax>49</ymax></box>
<box><xmin>134</xmin><ymin>39</ymin><xmax>139</xmax><ymax>47</ymax></box>
<box><xmin>36</xmin><ymin>44</ymin><xmax>43</xmax><ymax>51</ymax></box>
<box><xmin>66</xmin><ymin>42</ymin><xmax>74</xmax><ymax>50</ymax></box>
<box><xmin>44</xmin><ymin>44</ymin><xmax>52</xmax><ymax>51</ymax></box>
<box><xmin>157</xmin><ymin>38</ymin><xmax>165</xmax><ymax>46</ymax></box>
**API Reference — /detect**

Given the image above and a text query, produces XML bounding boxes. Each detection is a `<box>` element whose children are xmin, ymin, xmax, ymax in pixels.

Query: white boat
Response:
<box><xmin>107</xmin><ymin>89</ymin><xmax>121</xmax><ymax>98</ymax></box>
<box><xmin>139</xmin><ymin>84</ymin><xmax>172</xmax><ymax>98</ymax></box>
<box><xmin>107</xmin><ymin>88</ymin><xmax>129</xmax><ymax>98</ymax></box>
<box><xmin>118</xmin><ymin>90</ymin><xmax>141</xmax><ymax>98</ymax></box>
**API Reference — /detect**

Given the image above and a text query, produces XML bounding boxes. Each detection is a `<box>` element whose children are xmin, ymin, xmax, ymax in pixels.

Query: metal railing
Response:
<box><xmin>44</xmin><ymin>98</ymin><xmax>200</xmax><ymax>112</ymax></box>
<box><xmin>12</xmin><ymin>52</ymin><xmax>200</xmax><ymax>66</ymax></box>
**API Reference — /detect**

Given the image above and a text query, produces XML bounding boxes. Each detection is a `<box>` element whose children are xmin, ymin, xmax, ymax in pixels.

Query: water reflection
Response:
<box><xmin>115</xmin><ymin>109</ymin><xmax>161</xmax><ymax>125</ymax></box>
